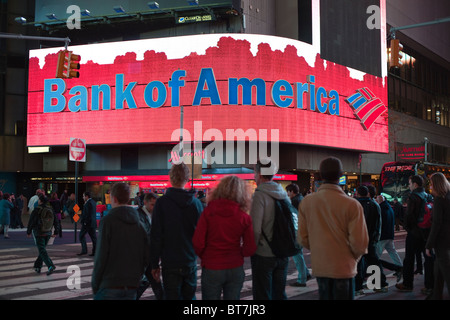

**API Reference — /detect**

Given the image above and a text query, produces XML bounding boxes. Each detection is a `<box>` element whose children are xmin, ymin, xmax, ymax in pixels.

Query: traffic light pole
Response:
<box><xmin>390</xmin><ymin>16</ymin><xmax>450</xmax><ymax>39</ymax></box>
<box><xmin>74</xmin><ymin>160</ymin><xmax>79</xmax><ymax>243</ymax></box>
<box><xmin>0</xmin><ymin>32</ymin><xmax>70</xmax><ymax>49</ymax></box>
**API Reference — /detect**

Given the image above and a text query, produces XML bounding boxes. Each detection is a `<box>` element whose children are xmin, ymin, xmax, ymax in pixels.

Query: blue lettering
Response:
<box><xmin>316</xmin><ymin>86</ymin><xmax>328</xmax><ymax>113</ymax></box>
<box><xmin>144</xmin><ymin>81</ymin><xmax>167</xmax><ymax>108</ymax></box>
<box><xmin>228</xmin><ymin>78</ymin><xmax>266</xmax><ymax>106</ymax></box>
<box><xmin>168</xmin><ymin>70</ymin><xmax>186</xmax><ymax>107</ymax></box>
<box><xmin>91</xmin><ymin>84</ymin><xmax>111</xmax><ymax>111</ymax></box>
<box><xmin>68</xmin><ymin>86</ymin><xmax>88</xmax><ymax>112</ymax></box>
<box><xmin>271</xmin><ymin>80</ymin><xmax>293</xmax><ymax>108</ymax></box>
<box><xmin>329</xmin><ymin>90</ymin><xmax>340</xmax><ymax>115</ymax></box>
<box><xmin>308</xmin><ymin>75</ymin><xmax>315</xmax><ymax>111</ymax></box>
<box><xmin>193</xmin><ymin>68</ymin><xmax>221</xmax><ymax>106</ymax></box>
<box><xmin>295</xmin><ymin>82</ymin><xmax>309</xmax><ymax>109</ymax></box>
<box><xmin>43</xmin><ymin>78</ymin><xmax>66</xmax><ymax>113</ymax></box>
<box><xmin>115</xmin><ymin>74</ymin><xmax>137</xmax><ymax>109</ymax></box>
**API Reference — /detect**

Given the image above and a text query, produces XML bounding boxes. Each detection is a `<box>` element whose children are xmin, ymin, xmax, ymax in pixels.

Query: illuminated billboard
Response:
<box><xmin>28</xmin><ymin>32</ymin><xmax>388</xmax><ymax>153</ymax></box>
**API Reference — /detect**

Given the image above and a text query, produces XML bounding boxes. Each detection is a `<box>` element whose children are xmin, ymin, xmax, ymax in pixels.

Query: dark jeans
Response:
<box><xmin>317</xmin><ymin>277</ymin><xmax>355</xmax><ymax>300</ymax></box>
<box><xmin>162</xmin><ymin>266</ymin><xmax>197</xmax><ymax>300</ymax></box>
<box><xmin>403</xmin><ymin>232</ymin><xmax>434</xmax><ymax>289</ymax></box>
<box><xmin>355</xmin><ymin>244</ymin><xmax>388</xmax><ymax>291</ymax></box>
<box><xmin>431</xmin><ymin>248</ymin><xmax>450</xmax><ymax>300</ymax></box>
<box><xmin>79</xmin><ymin>225</ymin><xmax>97</xmax><ymax>254</ymax></box>
<box><xmin>94</xmin><ymin>287</ymin><xmax>137</xmax><ymax>300</ymax></box>
<box><xmin>34</xmin><ymin>235</ymin><xmax>54</xmax><ymax>269</ymax></box>
<box><xmin>201</xmin><ymin>266</ymin><xmax>245</xmax><ymax>300</ymax></box>
<box><xmin>136</xmin><ymin>274</ymin><xmax>164</xmax><ymax>300</ymax></box>
<box><xmin>251</xmin><ymin>254</ymin><xmax>288</xmax><ymax>300</ymax></box>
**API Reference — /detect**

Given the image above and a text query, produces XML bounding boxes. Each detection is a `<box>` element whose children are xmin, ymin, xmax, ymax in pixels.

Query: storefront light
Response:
<box><xmin>28</xmin><ymin>146</ymin><xmax>51</xmax><ymax>153</ymax></box>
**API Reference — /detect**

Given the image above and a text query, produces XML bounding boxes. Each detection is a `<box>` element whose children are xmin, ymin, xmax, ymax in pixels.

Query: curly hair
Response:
<box><xmin>208</xmin><ymin>175</ymin><xmax>252</xmax><ymax>212</ymax></box>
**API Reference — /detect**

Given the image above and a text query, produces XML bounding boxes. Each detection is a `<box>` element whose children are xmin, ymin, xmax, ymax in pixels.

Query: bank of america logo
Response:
<box><xmin>346</xmin><ymin>88</ymin><xmax>387</xmax><ymax>130</ymax></box>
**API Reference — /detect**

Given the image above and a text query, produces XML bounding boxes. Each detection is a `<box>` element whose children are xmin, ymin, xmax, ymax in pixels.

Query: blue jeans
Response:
<box><xmin>162</xmin><ymin>266</ymin><xmax>197</xmax><ymax>300</ymax></box>
<box><xmin>317</xmin><ymin>277</ymin><xmax>355</xmax><ymax>300</ymax></box>
<box><xmin>291</xmin><ymin>246</ymin><xmax>311</xmax><ymax>284</ymax></box>
<box><xmin>201</xmin><ymin>266</ymin><xmax>245</xmax><ymax>300</ymax></box>
<box><xmin>94</xmin><ymin>288</ymin><xmax>137</xmax><ymax>300</ymax></box>
<box><xmin>251</xmin><ymin>254</ymin><xmax>288</xmax><ymax>300</ymax></box>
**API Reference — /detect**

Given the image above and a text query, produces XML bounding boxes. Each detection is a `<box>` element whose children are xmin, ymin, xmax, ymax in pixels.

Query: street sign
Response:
<box><xmin>72</xmin><ymin>203</ymin><xmax>80</xmax><ymax>222</ymax></box>
<box><xmin>69</xmin><ymin>138</ymin><xmax>86</xmax><ymax>162</ymax></box>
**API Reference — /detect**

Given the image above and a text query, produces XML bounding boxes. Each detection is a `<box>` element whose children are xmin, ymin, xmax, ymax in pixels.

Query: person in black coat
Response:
<box><xmin>150</xmin><ymin>163</ymin><xmax>203</xmax><ymax>300</ymax></box>
<box><xmin>78</xmin><ymin>191</ymin><xmax>97</xmax><ymax>256</ymax></box>
<box><xmin>355</xmin><ymin>185</ymin><xmax>388</xmax><ymax>294</ymax></box>
<box><xmin>396</xmin><ymin>175</ymin><xmax>434</xmax><ymax>293</ymax></box>
<box><xmin>136</xmin><ymin>192</ymin><xmax>164</xmax><ymax>300</ymax></box>
<box><xmin>426</xmin><ymin>173</ymin><xmax>450</xmax><ymax>300</ymax></box>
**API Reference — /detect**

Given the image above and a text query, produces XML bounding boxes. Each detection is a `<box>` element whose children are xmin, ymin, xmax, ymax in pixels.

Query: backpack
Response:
<box><xmin>39</xmin><ymin>206</ymin><xmax>54</xmax><ymax>233</ymax></box>
<box><xmin>412</xmin><ymin>192</ymin><xmax>433</xmax><ymax>229</ymax></box>
<box><xmin>262</xmin><ymin>197</ymin><xmax>301</xmax><ymax>258</ymax></box>
<box><xmin>418</xmin><ymin>200</ymin><xmax>433</xmax><ymax>229</ymax></box>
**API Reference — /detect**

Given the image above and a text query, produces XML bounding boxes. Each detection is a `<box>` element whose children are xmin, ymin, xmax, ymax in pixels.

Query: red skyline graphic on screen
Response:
<box><xmin>27</xmin><ymin>35</ymin><xmax>388</xmax><ymax>153</ymax></box>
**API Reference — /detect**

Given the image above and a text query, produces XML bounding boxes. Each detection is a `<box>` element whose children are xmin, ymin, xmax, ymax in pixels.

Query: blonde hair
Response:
<box><xmin>430</xmin><ymin>172</ymin><xmax>450</xmax><ymax>198</ymax></box>
<box><xmin>208</xmin><ymin>175</ymin><xmax>251</xmax><ymax>212</ymax></box>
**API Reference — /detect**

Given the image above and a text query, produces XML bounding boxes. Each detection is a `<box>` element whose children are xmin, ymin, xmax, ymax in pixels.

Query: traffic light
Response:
<box><xmin>66</xmin><ymin>51</ymin><xmax>81</xmax><ymax>78</ymax></box>
<box><xmin>390</xmin><ymin>39</ymin><xmax>404</xmax><ymax>68</ymax></box>
<box><xmin>55</xmin><ymin>50</ymin><xmax>81</xmax><ymax>79</ymax></box>
<box><xmin>55</xmin><ymin>50</ymin><xmax>67</xmax><ymax>78</ymax></box>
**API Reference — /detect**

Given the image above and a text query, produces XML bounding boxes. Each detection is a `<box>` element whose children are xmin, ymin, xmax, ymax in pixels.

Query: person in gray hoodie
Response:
<box><xmin>91</xmin><ymin>182</ymin><xmax>150</xmax><ymax>300</ymax></box>
<box><xmin>250</xmin><ymin>159</ymin><xmax>291</xmax><ymax>300</ymax></box>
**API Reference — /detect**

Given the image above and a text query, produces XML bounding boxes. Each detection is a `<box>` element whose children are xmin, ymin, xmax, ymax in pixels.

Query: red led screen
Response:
<box><xmin>27</xmin><ymin>34</ymin><xmax>388</xmax><ymax>153</ymax></box>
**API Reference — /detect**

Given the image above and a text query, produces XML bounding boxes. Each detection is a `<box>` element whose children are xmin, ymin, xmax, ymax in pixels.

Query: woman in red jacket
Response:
<box><xmin>193</xmin><ymin>175</ymin><xmax>257</xmax><ymax>300</ymax></box>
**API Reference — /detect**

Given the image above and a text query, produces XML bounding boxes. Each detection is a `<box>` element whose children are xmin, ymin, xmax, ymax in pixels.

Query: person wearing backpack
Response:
<box><xmin>26</xmin><ymin>194</ymin><xmax>59</xmax><ymax>275</ymax></box>
<box><xmin>298</xmin><ymin>157</ymin><xmax>369</xmax><ymax>300</ymax></box>
<box><xmin>396</xmin><ymin>175</ymin><xmax>434</xmax><ymax>293</ymax></box>
<box><xmin>425</xmin><ymin>172</ymin><xmax>450</xmax><ymax>300</ymax></box>
<box><xmin>250</xmin><ymin>159</ymin><xmax>295</xmax><ymax>300</ymax></box>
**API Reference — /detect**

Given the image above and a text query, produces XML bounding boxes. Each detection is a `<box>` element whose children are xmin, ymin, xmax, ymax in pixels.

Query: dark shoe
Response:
<box><xmin>35</xmin><ymin>268</ymin><xmax>41</xmax><ymax>274</ymax></box>
<box><xmin>47</xmin><ymin>266</ymin><xmax>56</xmax><ymax>276</ymax></box>
<box><xmin>393</xmin><ymin>271</ymin><xmax>403</xmax><ymax>282</ymax></box>
<box><xmin>306</xmin><ymin>274</ymin><xmax>313</xmax><ymax>281</ymax></box>
<box><xmin>77</xmin><ymin>252</ymin><xmax>87</xmax><ymax>256</ymax></box>
<box><xmin>395</xmin><ymin>283</ymin><xmax>413</xmax><ymax>292</ymax></box>
<box><xmin>290</xmin><ymin>282</ymin><xmax>307</xmax><ymax>287</ymax></box>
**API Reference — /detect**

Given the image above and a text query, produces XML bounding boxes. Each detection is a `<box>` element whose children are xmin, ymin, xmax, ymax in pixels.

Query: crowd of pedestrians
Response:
<box><xmin>2</xmin><ymin>155</ymin><xmax>449</xmax><ymax>301</ymax></box>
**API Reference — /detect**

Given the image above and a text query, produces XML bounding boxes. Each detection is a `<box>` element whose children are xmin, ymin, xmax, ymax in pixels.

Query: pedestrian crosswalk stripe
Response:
<box><xmin>0</xmin><ymin>240</ymin><xmax>406</xmax><ymax>300</ymax></box>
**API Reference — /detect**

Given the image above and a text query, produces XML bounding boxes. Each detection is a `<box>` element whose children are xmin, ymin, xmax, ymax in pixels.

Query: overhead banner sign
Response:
<box><xmin>27</xmin><ymin>33</ymin><xmax>388</xmax><ymax>153</ymax></box>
